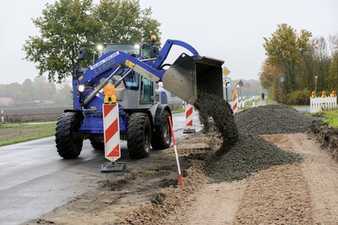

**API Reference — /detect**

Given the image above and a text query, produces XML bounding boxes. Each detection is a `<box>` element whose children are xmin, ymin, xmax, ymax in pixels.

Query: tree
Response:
<box><xmin>328</xmin><ymin>35</ymin><xmax>338</xmax><ymax>90</ymax></box>
<box><xmin>32</xmin><ymin>77</ymin><xmax>57</xmax><ymax>100</ymax></box>
<box><xmin>24</xmin><ymin>0</ymin><xmax>100</xmax><ymax>82</ymax></box>
<box><xmin>54</xmin><ymin>83</ymin><xmax>72</xmax><ymax>105</ymax></box>
<box><xmin>263</xmin><ymin>24</ymin><xmax>312</xmax><ymax>92</ymax></box>
<box><xmin>24</xmin><ymin>0</ymin><xmax>160</xmax><ymax>83</ymax></box>
<box><xmin>312</xmin><ymin>38</ymin><xmax>330</xmax><ymax>91</ymax></box>
<box><xmin>262</xmin><ymin>30</ymin><xmax>338</xmax><ymax>104</ymax></box>
<box><xmin>260</xmin><ymin>59</ymin><xmax>282</xmax><ymax>89</ymax></box>
<box><xmin>93</xmin><ymin>0</ymin><xmax>160</xmax><ymax>44</ymax></box>
<box><xmin>21</xmin><ymin>79</ymin><xmax>34</xmax><ymax>101</ymax></box>
<box><xmin>328</xmin><ymin>53</ymin><xmax>338</xmax><ymax>89</ymax></box>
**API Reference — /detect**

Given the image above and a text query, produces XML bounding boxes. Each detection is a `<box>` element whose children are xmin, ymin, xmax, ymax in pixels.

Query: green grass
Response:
<box><xmin>0</xmin><ymin>122</ymin><xmax>55</xmax><ymax>147</ymax></box>
<box><xmin>322</xmin><ymin>110</ymin><xmax>338</xmax><ymax>128</ymax></box>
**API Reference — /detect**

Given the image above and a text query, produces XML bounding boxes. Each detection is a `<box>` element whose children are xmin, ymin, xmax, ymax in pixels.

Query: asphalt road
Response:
<box><xmin>0</xmin><ymin>112</ymin><xmax>201</xmax><ymax>225</ymax></box>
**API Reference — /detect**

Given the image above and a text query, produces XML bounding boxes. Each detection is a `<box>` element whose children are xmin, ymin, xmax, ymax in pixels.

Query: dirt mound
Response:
<box><xmin>207</xmin><ymin>134</ymin><xmax>302</xmax><ymax>181</ymax></box>
<box><xmin>235</xmin><ymin>104</ymin><xmax>314</xmax><ymax>135</ymax></box>
<box><xmin>311</xmin><ymin>120</ymin><xmax>338</xmax><ymax>161</ymax></box>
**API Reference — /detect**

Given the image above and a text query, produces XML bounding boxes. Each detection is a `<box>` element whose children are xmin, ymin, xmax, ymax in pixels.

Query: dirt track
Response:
<box><xmin>263</xmin><ymin>133</ymin><xmax>338</xmax><ymax>224</ymax></box>
<box><xmin>27</xmin><ymin>132</ymin><xmax>338</xmax><ymax>225</ymax></box>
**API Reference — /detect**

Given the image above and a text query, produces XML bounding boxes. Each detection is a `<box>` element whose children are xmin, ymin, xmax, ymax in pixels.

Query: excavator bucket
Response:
<box><xmin>162</xmin><ymin>53</ymin><xmax>224</xmax><ymax>104</ymax></box>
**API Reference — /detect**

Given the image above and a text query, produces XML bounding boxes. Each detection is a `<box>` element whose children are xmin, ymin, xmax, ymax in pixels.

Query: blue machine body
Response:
<box><xmin>71</xmin><ymin>40</ymin><xmax>200</xmax><ymax>136</ymax></box>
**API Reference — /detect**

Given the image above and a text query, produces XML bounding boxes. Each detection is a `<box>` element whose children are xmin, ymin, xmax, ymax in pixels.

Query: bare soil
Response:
<box><xmin>26</xmin><ymin>137</ymin><xmax>211</xmax><ymax>225</ymax></box>
<box><xmin>26</xmin><ymin>132</ymin><xmax>338</xmax><ymax>225</ymax></box>
<box><xmin>233</xmin><ymin>164</ymin><xmax>313</xmax><ymax>225</ymax></box>
<box><xmin>171</xmin><ymin>133</ymin><xmax>338</xmax><ymax>225</ymax></box>
<box><xmin>178</xmin><ymin>181</ymin><xmax>247</xmax><ymax>225</ymax></box>
<box><xmin>263</xmin><ymin>133</ymin><xmax>338</xmax><ymax>225</ymax></box>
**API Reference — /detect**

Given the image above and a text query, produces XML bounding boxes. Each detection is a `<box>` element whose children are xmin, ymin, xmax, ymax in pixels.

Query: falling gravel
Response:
<box><xmin>235</xmin><ymin>104</ymin><xmax>314</xmax><ymax>135</ymax></box>
<box><xmin>194</xmin><ymin>93</ymin><xmax>239</xmax><ymax>154</ymax></box>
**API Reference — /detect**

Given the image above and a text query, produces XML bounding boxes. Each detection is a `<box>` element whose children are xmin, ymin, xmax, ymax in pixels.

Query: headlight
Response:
<box><xmin>134</xmin><ymin>43</ymin><xmax>140</xmax><ymax>50</ymax></box>
<box><xmin>78</xmin><ymin>85</ymin><xmax>85</xmax><ymax>92</ymax></box>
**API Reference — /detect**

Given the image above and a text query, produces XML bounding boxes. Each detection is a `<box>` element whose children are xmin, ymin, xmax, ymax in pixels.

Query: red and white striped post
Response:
<box><xmin>231</xmin><ymin>87</ymin><xmax>239</xmax><ymax>113</ymax></box>
<box><xmin>168</xmin><ymin>115</ymin><xmax>184</xmax><ymax>190</ymax></box>
<box><xmin>103</xmin><ymin>104</ymin><xmax>121</xmax><ymax>162</ymax></box>
<box><xmin>231</xmin><ymin>97</ymin><xmax>239</xmax><ymax>113</ymax></box>
<box><xmin>100</xmin><ymin>82</ymin><xmax>126</xmax><ymax>173</ymax></box>
<box><xmin>183</xmin><ymin>104</ymin><xmax>196</xmax><ymax>134</ymax></box>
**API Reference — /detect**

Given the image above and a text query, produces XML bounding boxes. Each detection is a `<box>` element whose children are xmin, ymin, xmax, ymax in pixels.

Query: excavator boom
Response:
<box><xmin>82</xmin><ymin>39</ymin><xmax>224</xmax><ymax>105</ymax></box>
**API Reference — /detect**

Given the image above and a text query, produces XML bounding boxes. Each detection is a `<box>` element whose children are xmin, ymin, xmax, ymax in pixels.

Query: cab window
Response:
<box><xmin>124</xmin><ymin>72</ymin><xmax>139</xmax><ymax>90</ymax></box>
<box><xmin>140</xmin><ymin>77</ymin><xmax>153</xmax><ymax>104</ymax></box>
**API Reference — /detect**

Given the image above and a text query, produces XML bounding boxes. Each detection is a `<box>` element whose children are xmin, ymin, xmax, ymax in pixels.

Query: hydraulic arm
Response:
<box><xmin>83</xmin><ymin>39</ymin><xmax>224</xmax><ymax>106</ymax></box>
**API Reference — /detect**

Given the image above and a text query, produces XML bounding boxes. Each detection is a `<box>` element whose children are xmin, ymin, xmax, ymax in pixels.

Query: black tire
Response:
<box><xmin>90</xmin><ymin>138</ymin><xmax>104</xmax><ymax>151</ymax></box>
<box><xmin>127</xmin><ymin>113</ymin><xmax>152</xmax><ymax>159</ymax></box>
<box><xmin>55</xmin><ymin>112</ymin><xmax>83</xmax><ymax>159</ymax></box>
<box><xmin>152</xmin><ymin>109</ymin><xmax>171</xmax><ymax>150</ymax></box>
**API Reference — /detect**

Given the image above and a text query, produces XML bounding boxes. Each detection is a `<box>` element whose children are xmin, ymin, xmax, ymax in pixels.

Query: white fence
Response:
<box><xmin>238</xmin><ymin>96</ymin><xmax>265</xmax><ymax>110</ymax></box>
<box><xmin>0</xmin><ymin>109</ymin><xmax>4</xmax><ymax>123</ymax></box>
<box><xmin>310</xmin><ymin>97</ymin><xmax>337</xmax><ymax>113</ymax></box>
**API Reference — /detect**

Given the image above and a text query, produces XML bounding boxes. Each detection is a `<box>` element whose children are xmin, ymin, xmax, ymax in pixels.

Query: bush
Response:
<box><xmin>286</xmin><ymin>90</ymin><xmax>311</xmax><ymax>105</ymax></box>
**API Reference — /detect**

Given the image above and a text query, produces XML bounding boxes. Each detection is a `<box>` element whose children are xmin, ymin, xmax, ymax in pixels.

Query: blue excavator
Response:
<box><xmin>55</xmin><ymin>38</ymin><xmax>225</xmax><ymax>159</ymax></box>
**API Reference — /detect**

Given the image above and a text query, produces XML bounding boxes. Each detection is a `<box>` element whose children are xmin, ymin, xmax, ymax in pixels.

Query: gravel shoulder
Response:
<box><xmin>263</xmin><ymin>133</ymin><xmax>338</xmax><ymax>225</ymax></box>
<box><xmin>233</xmin><ymin>164</ymin><xmax>313</xmax><ymax>225</ymax></box>
<box><xmin>179</xmin><ymin>181</ymin><xmax>247</xmax><ymax>225</ymax></box>
<box><xmin>174</xmin><ymin>133</ymin><xmax>336</xmax><ymax>225</ymax></box>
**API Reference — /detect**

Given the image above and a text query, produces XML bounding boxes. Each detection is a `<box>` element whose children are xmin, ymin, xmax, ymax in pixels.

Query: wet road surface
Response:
<box><xmin>0</xmin><ymin>112</ymin><xmax>201</xmax><ymax>225</ymax></box>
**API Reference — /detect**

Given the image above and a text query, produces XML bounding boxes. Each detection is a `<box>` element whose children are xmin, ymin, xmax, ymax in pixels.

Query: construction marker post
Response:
<box><xmin>183</xmin><ymin>104</ymin><xmax>196</xmax><ymax>134</ymax></box>
<box><xmin>101</xmin><ymin>82</ymin><xmax>126</xmax><ymax>173</ymax></box>
<box><xmin>231</xmin><ymin>87</ymin><xmax>239</xmax><ymax>113</ymax></box>
<box><xmin>101</xmin><ymin>103</ymin><xmax>126</xmax><ymax>172</ymax></box>
<box><xmin>168</xmin><ymin>116</ymin><xmax>184</xmax><ymax>190</ymax></box>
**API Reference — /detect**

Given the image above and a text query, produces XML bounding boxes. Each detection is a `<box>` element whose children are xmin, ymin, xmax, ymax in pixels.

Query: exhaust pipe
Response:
<box><xmin>162</xmin><ymin>53</ymin><xmax>224</xmax><ymax>104</ymax></box>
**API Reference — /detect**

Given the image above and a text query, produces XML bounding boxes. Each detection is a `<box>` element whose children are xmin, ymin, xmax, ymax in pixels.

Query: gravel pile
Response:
<box><xmin>207</xmin><ymin>134</ymin><xmax>303</xmax><ymax>181</ymax></box>
<box><xmin>192</xmin><ymin>102</ymin><xmax>310</xmax><ymax>181</ymax></box>
<box><xmin>235</xmin><ymin>104</ymin><xmax>314</xmax><ymax>135</ymax></box>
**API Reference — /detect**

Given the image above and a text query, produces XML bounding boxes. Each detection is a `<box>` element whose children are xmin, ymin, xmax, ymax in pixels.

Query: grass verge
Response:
<box><xmin>0</xmin><ymin>122</ymin><xmax>55</xmax><ymax>147</ymax></box>
<box><xmin>322</xmin><ymin>110</ymin><xmax>338</xmax><ymax>128</ymax></box>
<box><xmin>172</xmin><ymin>107</ymin><xmax>185</xmax><ymax>114</ymax></box>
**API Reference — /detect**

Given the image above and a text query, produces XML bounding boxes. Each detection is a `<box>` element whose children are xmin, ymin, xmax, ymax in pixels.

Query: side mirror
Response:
<box><xmin>78</xmin><ymin>48</ymin><xmax>87</xmax><ymax>60</ymax></box>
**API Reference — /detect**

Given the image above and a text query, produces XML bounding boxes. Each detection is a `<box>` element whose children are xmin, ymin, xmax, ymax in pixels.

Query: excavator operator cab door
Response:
<box><xmin>139</xmin><ymin>76</ymin><xmax>154</xmax><ymax>105</ymax></box>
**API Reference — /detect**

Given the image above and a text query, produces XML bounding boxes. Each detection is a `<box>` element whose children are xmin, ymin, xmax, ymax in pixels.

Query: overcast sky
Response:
<box><xmin>0</xmin><ymin>0</ymin><xmax>337</xmax><ymax>84</ymax></box>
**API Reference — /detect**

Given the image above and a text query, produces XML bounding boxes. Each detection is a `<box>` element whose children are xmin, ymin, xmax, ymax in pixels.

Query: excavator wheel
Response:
<box><xmin>127</xmin><ymin>112</ymin><xmax>152</xmax><ymax>159</ymax></box>
<box><xmin>152</xmin><ymin>109</ymin><xmax>172</xmax><ymax>150</ymax></box>
<box><xmin>55</xmin><ymin>112</ymin><xmax>83</xmax><ymax>159</ymax></box>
